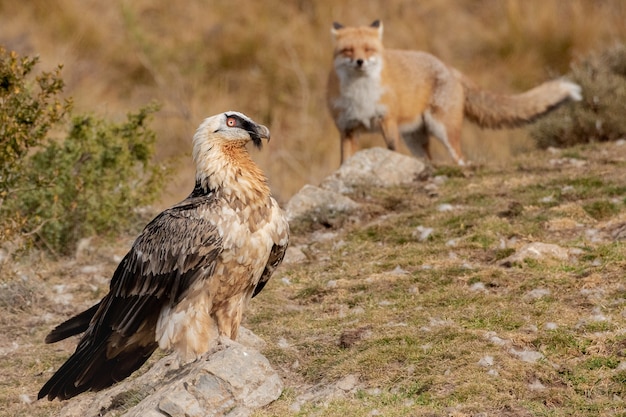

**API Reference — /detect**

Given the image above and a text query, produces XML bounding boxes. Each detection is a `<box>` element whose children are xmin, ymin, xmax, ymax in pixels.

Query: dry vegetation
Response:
<box><xmin>1</xmin><ymin>1</ymin><xmax>626</xmax><ymax>416</ymax></box>
<box><xmin>1</xmin><ymin>0</ymin><xmax>625</xmax><ymax>204</ymax></box>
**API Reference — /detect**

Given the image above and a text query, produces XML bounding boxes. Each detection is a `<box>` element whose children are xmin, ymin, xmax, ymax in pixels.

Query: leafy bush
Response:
<box><xmin>530</xmin><ymin>43</ymin><xmax>626</xmax><ymax>148</ymax></box>
<box><xmin>16</xmin><ymin>105</ymin><xmax>165</xmax><ymax>254</ymax></box>
<box><xmin>0</xmin><ymin>48</ymin><xmax>165</xmax><ymax>255</ymax></box>
<box><xmin>0</xmin><ymin>47</ymin><xmax>71</xmax><ymax>232</ymax></box>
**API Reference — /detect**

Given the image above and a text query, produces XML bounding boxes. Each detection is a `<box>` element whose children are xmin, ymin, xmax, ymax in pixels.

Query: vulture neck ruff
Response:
<box><xmin>192</xmin><ymin>129</ymin><xmax>270</xmax><ymax>203</ymax></box>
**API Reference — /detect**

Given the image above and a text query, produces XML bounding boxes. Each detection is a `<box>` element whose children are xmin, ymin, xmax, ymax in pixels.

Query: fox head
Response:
<box><xmin>331</xmin><ymin>20</ymin><xmax>383</xmax><ymax>77</ymax></box>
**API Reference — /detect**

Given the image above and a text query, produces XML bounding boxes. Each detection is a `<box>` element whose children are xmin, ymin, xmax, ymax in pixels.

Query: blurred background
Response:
<box><xmin>2</xmin><ymin>0</ymin><xmax>625</xmax><ymax>207</ymax></box>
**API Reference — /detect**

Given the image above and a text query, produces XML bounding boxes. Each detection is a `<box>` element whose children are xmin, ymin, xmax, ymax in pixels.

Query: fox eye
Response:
<box><xmin>226</xmin><ymin>117</ymin><xmax>237</xmax><ymax>127</ymax></box>
<box><xmin>341</xmin><ymin>48</ymin><xmax>353</xmax><ymax>56</ymax></box>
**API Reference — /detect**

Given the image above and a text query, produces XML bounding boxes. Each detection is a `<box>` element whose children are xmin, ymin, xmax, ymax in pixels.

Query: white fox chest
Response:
<box><xmin>332</xmin><ymin>72</ymin><xmax>387</xmax><ymax>133</ymax></box>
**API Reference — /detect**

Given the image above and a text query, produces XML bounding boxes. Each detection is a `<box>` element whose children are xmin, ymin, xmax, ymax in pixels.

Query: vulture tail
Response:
<box><xmin>45</xmin><ymin>303</ymin><xmax>100</xmax><ymax>344</ymax></box>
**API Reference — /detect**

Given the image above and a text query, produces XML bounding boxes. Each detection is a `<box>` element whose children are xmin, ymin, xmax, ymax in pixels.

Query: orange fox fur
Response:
<box><xmin>327</xmin><ymin>20</ymin><xmax>582</xmax><ymax>165</ymax></box>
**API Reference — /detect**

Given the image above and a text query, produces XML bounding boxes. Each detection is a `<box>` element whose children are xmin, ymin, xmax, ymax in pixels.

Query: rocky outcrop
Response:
<box><xmin>320</xmin><ymin>147</ymin><xmax>426</xmax><ymax>194</ymax></box>
<box><xmin>284</xmin><ymin>184</ymin><xmax>361</xmax><ymax>226</ymax></box>
<box><xmin>285</xmin><ymin>148</ymin><xmax>427</xmax><ymax>228</ymax></box>
<box><xmin>57</xmin><ymin>332</ymin><xmax>282</xmax><ymax>417</ymax></box>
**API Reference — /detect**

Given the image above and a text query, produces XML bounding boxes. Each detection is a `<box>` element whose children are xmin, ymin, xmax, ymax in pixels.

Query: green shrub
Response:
<box><xmin>0</xmin><ymin>48</ymin><xmax>165</xmax><ymax>255</ymax></box>
<box><xmin>0</xmin><ymin>47</ymin><xmax>72</xmax><ymax>237</ymax></box>
<box><xmin>530</xmin><ymin>43</ymin><xmax>626</xmax><ymax>148</ymax></box>
<box><xmin>16</xmin><ymin>104</ymin><xmax>165</xmax><ymax>254</ymax></box>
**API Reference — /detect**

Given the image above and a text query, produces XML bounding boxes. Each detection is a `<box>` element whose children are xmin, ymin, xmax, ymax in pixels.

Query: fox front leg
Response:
<box><xmin>380</xmin><ymin>117</ymin><xmax>401</xmax><ymax>152</ymax></box>
<box><xmin>340</xmin><ymin>130</ymin><xmax>359</xmax><ymax>163</ymax></box>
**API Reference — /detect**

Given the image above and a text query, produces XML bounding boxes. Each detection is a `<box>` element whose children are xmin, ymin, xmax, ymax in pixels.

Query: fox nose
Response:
<box><xmin>356</xmin><ymin>59</ymin><xmax>364</xmax><ymax>67</ymax></box>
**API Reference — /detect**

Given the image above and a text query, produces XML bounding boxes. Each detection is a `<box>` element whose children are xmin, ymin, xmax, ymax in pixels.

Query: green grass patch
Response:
<box><xmin>583</xmin><ymin>200</ymin><xmax>621</xmax><ymax>220</ymax></box>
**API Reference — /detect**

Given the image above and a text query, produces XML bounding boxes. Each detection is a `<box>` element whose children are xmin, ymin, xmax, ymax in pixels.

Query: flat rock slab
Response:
<box><xmin>58</xmin><ymin>337</ymin><xmax>282</xmax><ymax>417</ymax></box>
<box><xmin>285</xmin><ymin>184</ymin><xmax>361</xmax><ymax>224</ymax></box>
<box><xmin>321</xmin><ymin>147</ymin><xmax>426</xmax><ymax>195</ymax></box>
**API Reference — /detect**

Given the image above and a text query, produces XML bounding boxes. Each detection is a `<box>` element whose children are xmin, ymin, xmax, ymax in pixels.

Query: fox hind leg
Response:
<box><xmin>424</xmin><ymin>111</ymin><xmax>465</xmax><ymax>166</ymax></box>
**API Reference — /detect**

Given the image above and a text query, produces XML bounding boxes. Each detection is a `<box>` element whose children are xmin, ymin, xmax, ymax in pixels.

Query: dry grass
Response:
<box><xmin>1</xmin><ymin>0</ymin><xmax>625</xmax><ymax>205</ymax></box>
<box><xmin>2</xmin><ymin>142</ymin><xmax>625</xmax><ymax>417</ymax></box>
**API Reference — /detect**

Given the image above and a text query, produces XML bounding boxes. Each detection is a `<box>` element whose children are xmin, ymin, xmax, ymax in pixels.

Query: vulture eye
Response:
<box><xmin>226</xmin><ymin>117</ymin><xmax>237</xmax><ymax>127</ymax></box>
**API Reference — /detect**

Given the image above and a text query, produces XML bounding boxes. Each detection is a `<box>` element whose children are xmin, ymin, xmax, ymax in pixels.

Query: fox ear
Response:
<box><xmin>371</xmin><ymin>20</ymin><xmax>383</xmax><ymax>39</ymax></box>
<box><xmin>331</xmin><ymin>21</ymin><xmax>343</xmax><ymax>36</ymax></box>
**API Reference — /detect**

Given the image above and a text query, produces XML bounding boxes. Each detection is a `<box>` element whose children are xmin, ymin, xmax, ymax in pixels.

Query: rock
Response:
<box><xmin>528</xmin><ymin>380</ymin><xmax>546</xmax><ymax>391</ymax></box>
<box><xmin>335</xmin><ymin>374</ymin><xmax>358</xmax><ymax>392</ymax></box>
<box><xmin>320</xmin><ymin>147</ymin><xmax>426</xmax><ymax>194</ymax></box>
<box><xmin>284</xmin><ymin>184</ymin><xmax>360</xmax><ymax>225</ymax></box>
<box><xmin>282</xmin><ymin>246</ymin><xmax>307</xmax><ymax>264</ymax></box>
<box><xmin>58</xmin><ymin>336</ymin><xmax>282</xmax><ymax>417</ymax></box>
<box><xmin>500</xmin><ymin>242</ymin><xmax>573</xmax><ymax>267</ymax></box>
<box><xmin>284</xmin><ymin>148</ymin><xmax>425</xmax><ymax>230</ymax></box>
<box><xmin>469</xmin><ymin>282</ymin><xmax>487</xmax><ymax>292</ymax></box>
<box><xmin>607</xmin><ymin>222</ymin><xmax>626</xmax><ymax>240</ymax></box>
<box><xmin>548</xmin><ymin>157</ymin><xmax>587</xmax><ymax>168</ymax></box>
<box><xmin>525</xmin><ymin>288</ymin><xmax>551</xmax><ymax>300</ymax></box>
<box><xmin>412</xmin><ymin>225</ymin><xmax>434</xmax><ymax>242</ymax></box>
<box><xmin>509</xmin><ymin>348</ymin><xmax>544</xmax><ymax>363</ymax></box>
<box><xmin>477</xmin><ymin>355</ymin><xmax>494</xmax><ymax>367</ymax></box>
<box><xmin>598</xmin><ymin>213</ymin><xmax>626</xmax><ymax>241</ymax></box>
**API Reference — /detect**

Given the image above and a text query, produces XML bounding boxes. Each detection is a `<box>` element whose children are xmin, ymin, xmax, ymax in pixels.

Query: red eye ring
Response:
<box><xmin>226</xmin><ymin>117</ymin><xmax>237</xmax><ymax>127</ymax></box>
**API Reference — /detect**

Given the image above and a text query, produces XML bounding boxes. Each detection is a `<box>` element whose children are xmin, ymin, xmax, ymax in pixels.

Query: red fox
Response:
<box><xmin>327</xmin><ymin>20</ymin><xmax>582</xmax><ymax>165</ymax></box>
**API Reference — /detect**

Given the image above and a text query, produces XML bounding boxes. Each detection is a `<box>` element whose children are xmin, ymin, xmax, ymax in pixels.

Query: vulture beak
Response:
<box><xmin>250</xmin><ymin>123</ymin><xmax>270</xmax><ymax>149</ymax></box>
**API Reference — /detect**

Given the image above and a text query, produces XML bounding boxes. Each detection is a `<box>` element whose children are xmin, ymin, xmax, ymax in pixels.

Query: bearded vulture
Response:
<box><xmin>38</xmin><ymin>111</ymin><xmax>289</xmax><ymax>401</ymax></box>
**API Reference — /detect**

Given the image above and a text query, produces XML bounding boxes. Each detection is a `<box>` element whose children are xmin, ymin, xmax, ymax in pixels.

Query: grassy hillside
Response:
<box><xmin>3</xmin><ymin>141</ymin><xmax>625</xmax><ymax>416</ymax></box>
<box><xmin>246</xmin><ymin>142</ymin><xmax>626</xmax><ymax>417</ymax></box>
<box><xmin>1</xmin><ymin>0</ymin><xmax>625</xmax><ymax>204</ymax></box>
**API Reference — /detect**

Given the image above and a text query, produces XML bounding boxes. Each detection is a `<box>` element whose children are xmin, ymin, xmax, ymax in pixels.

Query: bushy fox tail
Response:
<box><xmin>458</xmin><ymin>71</ymin><xmax>582</xmax><ymax>129</ymax></box>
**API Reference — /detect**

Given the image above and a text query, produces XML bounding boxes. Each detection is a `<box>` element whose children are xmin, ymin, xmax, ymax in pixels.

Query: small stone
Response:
<box><xmin>526</xmin><ymin>288</ymin><xmax>551</xmax><ymax>299</ymax></box>
<box><xmin>528</xmin><ymin>379</ymin><xmax>546</xmax><ymax>391</ymax></box>
<box><xmin>445</xmin><ymin>239</ymin><xmax>458</xmax><ymax>247</ymax></box>
<box><xmin>510</xmin><ymin>348</ymin><xmax>544</xmax><ymax>363</ymax></box>
<box><xmin>469</xmin><ymin>282</ymin><xmax>486</xmax><ymax>292</ymax></box>
<box><xmin>336</xmin><ymin>374</ymin><xmax>358</xmax><ymax>391</ymax></box>
<box><xmin>413</xmin><ymin>225</ymin><xmax>434</xmax><ymax>241</ymax></box>
<box><xmin>390</xmin><ymin>265</ymin><xmax>409</xmax><ymax>275</ymax></box>
<box><xmin>478</xmin><ymin>356</ymin><xmax>494</xmax><ymax>367</ymax></box>
<box><xmin>18</xmin><ymin>394</ymin><xmax>32</xmax><ymax>404</ymax></box>
<box><xmin>283</xmin><ymin>246</ymin><xmax>307</xmax><ymax>264</ymax></box>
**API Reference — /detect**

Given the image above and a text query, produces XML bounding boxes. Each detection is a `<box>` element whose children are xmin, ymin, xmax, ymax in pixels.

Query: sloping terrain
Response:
<box><xmin>247</xmin><ymin>142</ymin><xmax>626</xmax><ymax>416</ymax></box>
<box><xmin>3</xmin><ymin>141</ymin><xmax>624</xmax><ymax>416</ymax></box>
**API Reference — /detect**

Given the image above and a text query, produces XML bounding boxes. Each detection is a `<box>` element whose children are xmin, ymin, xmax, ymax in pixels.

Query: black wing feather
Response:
<box><xmin>252</xmin><ymin>240</ymin><xmax>288</xmax><ymax>298</ymax></box>
<box><xmin>39</xmin><ymin>196</ymin><xmax>223</xmax><ymax>401</ymax></box>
